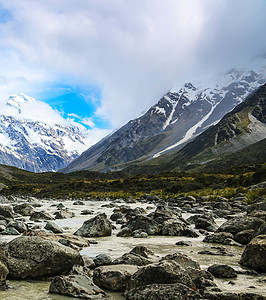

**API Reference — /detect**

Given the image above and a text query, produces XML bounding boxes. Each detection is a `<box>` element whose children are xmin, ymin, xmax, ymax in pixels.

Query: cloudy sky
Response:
<box><xmin>0</xmin><ymin>0</ymin><xmax>265</xmax><ymax>144</ymax></box>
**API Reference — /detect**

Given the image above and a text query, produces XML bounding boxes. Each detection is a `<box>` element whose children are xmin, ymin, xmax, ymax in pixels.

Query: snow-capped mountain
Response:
<box><xmin>62</xmin><ymin>59</ymin><xmax>265</xmax><ymax>173</ymax></box>
<box><xmin>0</xmin><ymin>93</ymin><xmax>90</xmax><ymax>172</ymax></box>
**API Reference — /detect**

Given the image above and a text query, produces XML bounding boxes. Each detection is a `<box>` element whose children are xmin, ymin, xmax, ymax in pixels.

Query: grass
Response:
<box><xmin>0</xmin><ymin>162</ymin><xmax>265</xmax><ymax>202</ymax></box>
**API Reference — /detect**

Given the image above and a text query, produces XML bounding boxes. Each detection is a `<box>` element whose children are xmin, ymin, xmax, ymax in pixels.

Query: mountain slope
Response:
<box><xmin>63</xmin><ymin>60</ymin><xmax>265</xmax><ymax>173</ymax></box>
<box><xmin>0</xmin><ymin>93</ymin><xmax>90</xmax><ymax>172</ymax></box>
<box><xmin>127</xmin><ymin>83</ymin><xmax>266</xmax><ymax>173</ymax></box>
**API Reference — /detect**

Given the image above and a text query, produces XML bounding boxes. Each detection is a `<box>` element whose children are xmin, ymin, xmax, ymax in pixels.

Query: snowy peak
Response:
<box><xmin>62</xmin><ymin>59</ymin><xmax>266</xmax><ymax>173</ymax></box>
<box><xmin>6</xmin><ymin>93</ymin><xmax>37</xmax><ymax>113</ymax></box>
<box><xmin>0</xmin><ymin>93</ymin><xmax>91</xmax><ymax>172</ymax></box>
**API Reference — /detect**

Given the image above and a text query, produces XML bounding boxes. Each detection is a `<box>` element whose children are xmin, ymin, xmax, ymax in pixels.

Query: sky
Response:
<box><xmin>0</xmin><ymin>0</ymin><xmax>265</xmax><ymax>145</ymax></box>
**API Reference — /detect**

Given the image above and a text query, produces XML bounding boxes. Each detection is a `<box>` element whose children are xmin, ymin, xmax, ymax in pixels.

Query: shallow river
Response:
<box><xmin>0</xmin><ymin>199</ymin><xmax>265</xmax><ymax>299</ymax></box>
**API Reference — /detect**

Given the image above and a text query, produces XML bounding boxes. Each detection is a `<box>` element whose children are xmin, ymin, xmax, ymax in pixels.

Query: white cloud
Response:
<box><xmin>0</xmin><ymin>0</ymin><xmax>265</xmax><ymax>130</ymax></box>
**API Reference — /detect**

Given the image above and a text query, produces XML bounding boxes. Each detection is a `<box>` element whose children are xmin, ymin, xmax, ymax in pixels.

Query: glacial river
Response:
<box><xmin>0</xmin><ymin>199</ymin><xmax>265</xmax><ymax>299</ymax></box>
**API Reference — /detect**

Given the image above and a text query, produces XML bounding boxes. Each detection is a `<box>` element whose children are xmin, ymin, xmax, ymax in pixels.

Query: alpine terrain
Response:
<box><xmin>0</xmin><ymin>93</ymin><xmax>90</xmax><ymax>172</ymax></box>
<box><xmin>63</xmin><ymin>59</ymin><xmax>265</xmax><ymax>173</ymax></box>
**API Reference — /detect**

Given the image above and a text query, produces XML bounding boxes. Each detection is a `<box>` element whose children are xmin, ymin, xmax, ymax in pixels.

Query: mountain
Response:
<box><xmin>0</xmin><ymin>93</ymin><xmax>90</xmax><ymax>172</ymax></box>
<box><xmin>125</xmin><ymin>83</ymin><xmax>266</xmax><ymax>174</ymax></box>
<box><xmin>63</xmin><ymin>59</ymin><xmax>265</xmax><ymax>173</ymax></box>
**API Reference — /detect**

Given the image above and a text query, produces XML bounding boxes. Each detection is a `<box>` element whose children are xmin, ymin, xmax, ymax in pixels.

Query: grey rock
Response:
<box><xmin>117</xmin><ymin>227</ymin><xmax>133</xmax><ymax>237</ymax></box>
<box><xmin>234</xmin><ymin>229</ymin><xmax>256</xmax><ymax>245</ymax></box>
<box><xmin>7</xmin><ymin>220</ymin><xmax>28</xmax><ymax>233</ymax></box>
<box><xmin>13</xmin><ymin>203</ymin><xmax>34</xmax><ymax>216</ymax></box>
<box><xmin>125</xmin><ymin>283</ymin><xmax>203</xmax><ymax>300</ymax></box>
<box><xmin>207</xmin><ymin>264</ymin><xmax>237</xmax><ymax>278</ymax></box>
<box><xmin>93</xmin><ymin>254</ymin><xmax>112</xmax><ymax>267</ymax></box>
<box><xmin>126</xmin><ymin>215</ymin><xmax>159</xmax><ymax>235</ymax></box>
<box><xmin>74</xmin><ymin>213</ymin><xmax>112</xmax><ymax>237</ymax></box>
<box><xmin>240</xmin><ymin>234</ymin><xmax>266</xmax><ymax>273</ymax></box>
<box><xmin>203</xmin><ymin>232</ymin><xmax>234</xmax><ymax>244</ymax></box>
<box><xmin>127</xmin><ymin>260</ymin><xmax>195</xmax><ymax>290</ymax></box>
<box><xmin>54</xmin><ymin>209</ymin><xmax>75</xmax><ymax>219</ymax></box>
<box><xmin>0</xmin><ymin>205</ymin><xmax>14</xmax><ymax>219</ymax></box>
<box><xmin>49</xmin><ymin>274</ymin><xmax>106</xmax><ymax>298</ymax></box>
<box><xmin>113</xmin><ymin>253</ymin><xmax>152</xmax><ymax>266</ymax></box>
<box><xmin>45</xmin><ymin>221</ymin><xmax>64</xmax><ymax>234</ymax></box>
<box><xmin>93</xmin><ymin>264</ymin><xmax>139</xmax><ymax>291</ymax></box>
<box><xmin>30</xmin><ymin>211</ymin><xmax>54</xmax><ymax>221</ymax></box>
<box><xmin>160</xmin><ymin>253</ymin><xmax>200</xmax><ymax>270</ymax></box>
<box><xmin>6</xmin><ymin>236</ymin><xmax>83</xmax><ymax>279</ymax></box>
<box><xmin>217</xmin><ymin>216</ymin><xmax>265</xmax><ymax>236</ymax></box>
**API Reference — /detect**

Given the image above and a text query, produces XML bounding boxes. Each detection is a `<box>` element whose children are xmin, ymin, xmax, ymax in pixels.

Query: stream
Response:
<box><xmin>0</xmin><ymin>198</ymin><xmax>265</xmax><ymax>299</ymax></box>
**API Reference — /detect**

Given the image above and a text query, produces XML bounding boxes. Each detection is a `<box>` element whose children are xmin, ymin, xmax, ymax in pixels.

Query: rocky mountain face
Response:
<box><xmin>63</xmin><ymin>61</ymin><xmax>265</xmax><ymax>173</ymax></box>
<box><xmin>0</xmin><ymin>93</ymin><xmax>89</xmax><ymax>172</ymax></box>
<box><xmin>128</xmin><ymin>83</ymin><xmax>266</xmax><ymax>174</ymax></box>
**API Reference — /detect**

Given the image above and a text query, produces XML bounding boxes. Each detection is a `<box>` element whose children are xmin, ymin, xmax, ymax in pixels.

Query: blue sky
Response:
<box><xmin>37</xmin><ymin>84</ymin><xmax>111</xmax><ymax>129</ymax></box>
<box><xmin>0</xmin><ymin>0</ymin><xmax>265</xmax><ymax>145</ymax></box>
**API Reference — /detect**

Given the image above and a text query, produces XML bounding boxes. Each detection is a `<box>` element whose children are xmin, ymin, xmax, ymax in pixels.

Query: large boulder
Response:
<box><xmin>216</xmin><ymin>217</ymin><xmax>264</xmax><ymax>236</ymax></box>
<box><xmin>13</xmin><ymin>203</ymin><xmax>34</xmax><ymax>216</ymax></box>
<box><xmin>49</xmin><ymin>274</ymin><xmax>106</xmax><ymax>299</ymax></box>
<box><xmin>74</xmin><ymin>213</ymin><xmax>112</xmax><ymax>237</ymax></box>
<box><xmin>0</xmin><ymin>247</ymin><xmax>8</xmax><ymax>290</ymax></box>
<box><xmin>204</xmin><ymin>291</ymin><xmax>266</xmax><ymax>299</ymax></box>
<box><xmin>125</xmin><ymin>283</ymin><xmax>203</xmax><ymax>300</ymax></box>
<box><xmin>6</xmin><ymin>236</ymin><xmax>83</xmax><ymax>279</ymax></box>
<box><xmin>207</xmin><ymin>264</ymin><xmax>237</xmax><ymax>278</ymax></box>
<box><xmin>125</xmin><ymin>215</ymin><xmax>159</xmax><ymax>235</ymax></box>
<box><xmin>152</xmin><ymin>205</ymin><xmax>182</xmax><ymax>224</ymax></box>
<box><xmin>0</xmin><ymin>205</ymin><xmax>14</xmax><ymax>219</ymax></box>
<box><xmin>161</xmin><ymin>253</ymin><xmax>200</xmax><ymax>270</ymax></box>
<box><xmin>203</xmin><ymin>232</ymin><xmax>234</xmax><ymax>244</ymax></box>
<box><xmin>30</xmin><ymin>211</ymin><xmax>54</xmax><ymax>221</ymax></box>
<box><xmin>240</xmin><ymin>235</ymin><xmax>266</xmax><ymax>273</ymax></box>
<box><xmin>160</xmin><ymin>219</ymin><xmax>191</xmax><ymax>236</ymax></box>
<box><xmin>127</xmin><ymin>260</ymin><xmax>195</xmax><ymax>290</ymax></box>
<box><xmin>93</xmin><ymin>264</ymin><xmax>139</xmax><ymax>291</ymax></box>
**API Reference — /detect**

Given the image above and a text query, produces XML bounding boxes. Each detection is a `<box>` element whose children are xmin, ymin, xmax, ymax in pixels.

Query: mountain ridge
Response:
<box><xmin>0</xmin><ymin>93</ymin><xmax>90</xmax><ymax>172</ymax></box>
<box><xmin>62</xmin><ymin>61</ymin><xmax>265</xmax><ymax>173</ymax></box>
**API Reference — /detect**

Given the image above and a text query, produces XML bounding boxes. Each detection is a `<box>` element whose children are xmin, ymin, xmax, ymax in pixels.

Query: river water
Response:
<box><xmin>0</xmin><ymin>199</ymin><xmax>265</xmax><ymax>299</ymax></box>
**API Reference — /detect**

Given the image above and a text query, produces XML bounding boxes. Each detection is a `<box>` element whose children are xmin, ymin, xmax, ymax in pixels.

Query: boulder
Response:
<box><xmin>54</xmin><ymin>209</ymin><xmax>75</xmax><ymax>219</ymax></box>
<box><xmin>6</xmin><ymin>236</ymin><xmax>83</xmax><ymax>279</ymax></box>
<box><xmin>240</xmin><ymin>235</ymin><xmax>266</xmax><ymax>272</ymax></box>
<box><xmin>117</xmin><ymin>227</ymin><xmax>133</xmax><ymax>237</ymax></box>
<box><xmin>160</xmin><ymin>219</ymin><xmax>191</xmax><ymax>236</ymax></box>
<box><xmin>161</xmin><ymin>253</ymin><xmax>200</xmax><ymax>270</ymax></box>
<box><xmin>247</xmin><ymin>202</ymin><xmax>266</xmax><ymax>214</ymax></box>
<box><xmin>129</xmin><ymin>246</ymin><xmax>154</xmax><ymax>259</ymax></box>
<box><xmin>7</xmin><ymin>220</ymin><xmax>28</xmax><ymax>233</ymax></box>
<box><xmin>30</xmin><ymin>211</ymin><xmax>54</xmax><ymax>221</ymax></box>
<box><xmin>93</xmin><ymin>254</ymin><xmax>112</xmax><ymax>267</ymax></box>
<box><xmin>23</xmin><ymin>229</ymin><xmax>89</xmax><ymax>250</ymax></box>
<box><xmin>234</xmin><ymin>229</ymin><xmax>255</xmax><ymax>245</ymax></box>
<box><xmin>186</xmin><ymin>267</ymin><xmax>216</xmax><ymax>290</ymax></box>
<box><xmin>203</xmin><ymin>291</ymin><xmax>266</xmax><ymax>299</ymax></box>
<box><xmin>125</xmin><ymin>283</ymin><xmax>203</xmax><ymax>300</ymax></box>
<box><xmin>45</xmin><ymin>221</ymin><xmax>64</xmax><ymax>234</ymax></box>
<box><xmin>152</xmin><ymin>205</ymin><xmax>182</xmax><ymax>224</ymax></box>
<box><xmin>127</xmin><ymin>260</ymin><xmax>195</xmax><ymax>290</ymax></box>
<box><xmin>126</xmin><ymin>215</ymin><xmax>159</xmax><ymax>235</ymax></box>
<box><xmin>0</xmin><ymin>205</ymin><xmax>14</xmax><ymax>219</ymax></box>
<box><xmin>13</xmin><ymin>203</ymin><xmax>34</xmax><ymax>216</ymax></box>
<box><xmin>113</xmin><ymin>253</ymin><xmax>152</xmax><ymax>266</ymax></box>
<box><xmin>93</xmin><ymin>264</ymin><xmax>139</xmax><ymax>291</ymax></box>
<box><xmin>74</xmin><ymin>213</ymin><xmax>112</xmax><ymax>237</ymax></box>
<box><xmin>203</xmin><ymin>232</ymin><xmax>234</xmax><ymax>244</ymax></box>
<box><xmin>49</xmin><ymin>274</ymin><xmax>106</xmax><ymax>298</ymax></box>
<box><xmin>73</xmin><ymin>201</ymin><xmax>85</xmax><ymax>205</ymax></box>
<box><xmin>207</xmin><ymin>264</ymin><xmax>237</xmax><ymax>278</ymax></box>
<box><xmin>216</xmin><ymin>217</ymin><xmax>264</xmax><ymax>236</ymax></box>
<box><xmin>0</xmin><ymin>248</ymin><xmax>8</xmax><ymax>290</ymax></box>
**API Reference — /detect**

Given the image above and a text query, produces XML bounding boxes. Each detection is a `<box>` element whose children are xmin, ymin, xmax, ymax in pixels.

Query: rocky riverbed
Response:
<box><xmin>0</xmin><ymin>194</ymin><xmax>265</xmax><ymax>299</ymax></box>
